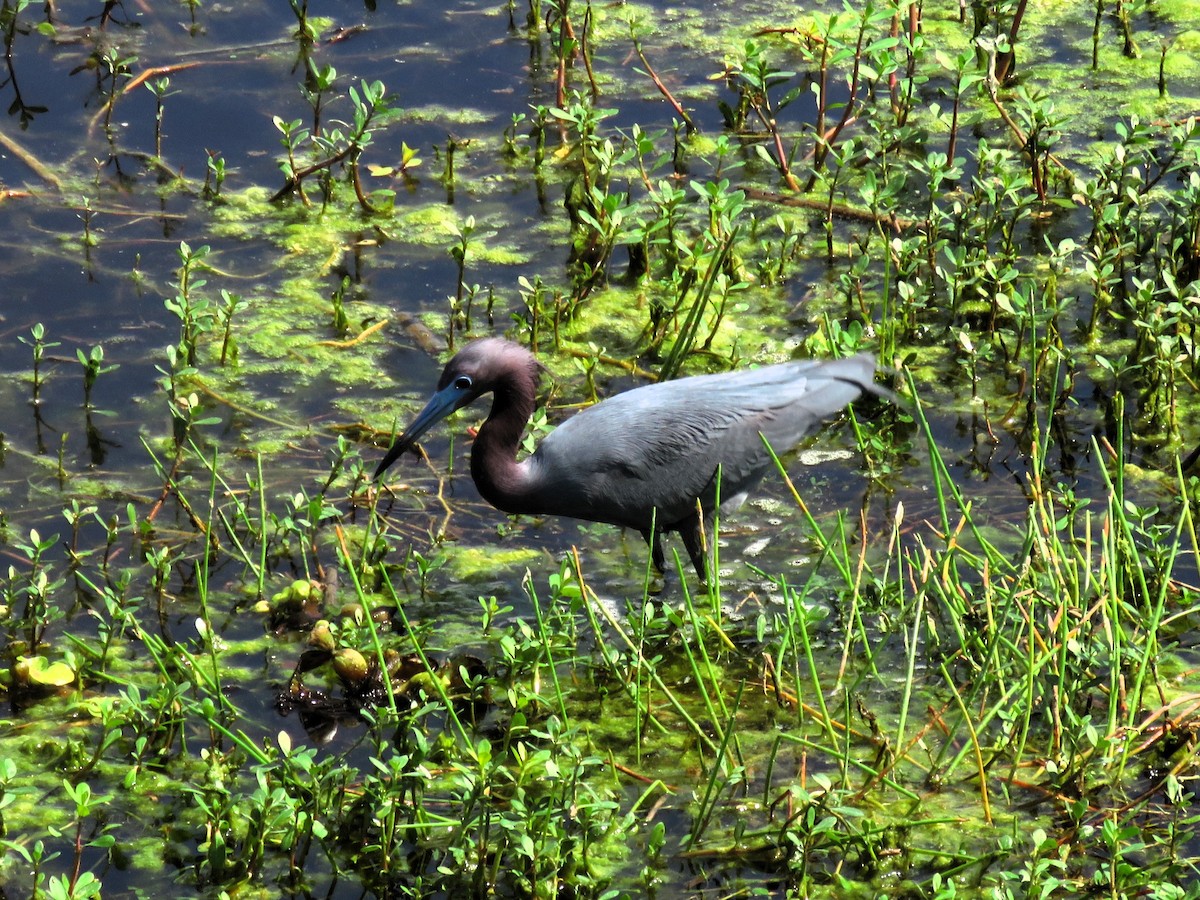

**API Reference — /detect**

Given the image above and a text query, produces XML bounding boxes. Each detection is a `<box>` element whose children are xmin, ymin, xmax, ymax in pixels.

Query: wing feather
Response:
<box><xmin>527</xmin><ymin>354</ymin><xmax>878</xmax><ymax>531</ymax></box>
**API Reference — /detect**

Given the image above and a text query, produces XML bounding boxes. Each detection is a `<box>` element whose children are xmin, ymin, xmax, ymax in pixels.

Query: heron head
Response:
<box><xmin>374</xmin><ymin>339</ymin><xmax>542</xmax><ymax>479</ymax></box>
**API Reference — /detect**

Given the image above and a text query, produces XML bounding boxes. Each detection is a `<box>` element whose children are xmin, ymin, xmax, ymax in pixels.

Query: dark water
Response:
<box><xmin>0</xmin><ymin>0</ymin><xmax>1174</xmax><ymax>731</ymax></box>
<box><xmin>3</xmin><ymin>1</ymin><xmax>1199</xmax><ymax>897</ymax></box>
<box><xmin>0</xmin><ymin>0</ymin><xmax>899</xmax><ymax>595</ymax></box>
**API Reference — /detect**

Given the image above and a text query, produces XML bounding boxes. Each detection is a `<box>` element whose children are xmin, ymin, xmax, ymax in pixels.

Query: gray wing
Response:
<box><xmin>528</xmin><ymin>354</ymin><xmax>878</xmax><ymax>531</ymax></box>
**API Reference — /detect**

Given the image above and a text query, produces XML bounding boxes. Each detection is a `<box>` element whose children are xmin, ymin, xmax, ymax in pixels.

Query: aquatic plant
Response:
<box><xmin>1</xmin><ymin>0</ymin><xmax>1200</xmax><ymax>898</ymax></box>
<box><xmin>272</xmin><ymin>79</ymin><xmax>397</xmax><ymax>212</ymax></box>
<box><xmin>18</xmin><ymin>323</ymin><xmax>58</xmax><ymax>408</ymax></box>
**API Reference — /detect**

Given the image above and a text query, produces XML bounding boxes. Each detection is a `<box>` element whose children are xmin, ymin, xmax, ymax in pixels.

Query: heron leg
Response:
<box><xmin>640</xmin><ymin>529</ymin><xmax>666</xmax><ymax>572</ymax></box>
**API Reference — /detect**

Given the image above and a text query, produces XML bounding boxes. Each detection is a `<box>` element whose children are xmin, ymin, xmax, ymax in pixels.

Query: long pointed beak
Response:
<box><xmin>374</xmin><ymin>383</ymin><xmax>464</xmax><ymax>480</ymax></box>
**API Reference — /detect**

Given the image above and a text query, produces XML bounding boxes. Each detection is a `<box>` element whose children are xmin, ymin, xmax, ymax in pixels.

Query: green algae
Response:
<box><xmin>401</xmin><ymin>104</ymin><xmax>493</xmax><ymax>127</ymax></box>
<box><xmin>387</xmin><ymin>203</ymin><xmax>465</xmax><ymax>243</ymax></box>
<box><xmin>4</xmin><ymin>1</ymin><xmax>1200</xmax><ymax>898</ymax></box>
<box><xmin>439</xmin><ymin>543</ymin><xmax>546</xmax><ymax>581</ymax></box>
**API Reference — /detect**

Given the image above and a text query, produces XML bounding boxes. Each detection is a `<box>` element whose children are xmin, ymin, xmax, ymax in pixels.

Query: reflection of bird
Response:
<box><xmin>375</xmin><ymin>338</ymin><xmax>885</xmax><ymax>580</ymax></box>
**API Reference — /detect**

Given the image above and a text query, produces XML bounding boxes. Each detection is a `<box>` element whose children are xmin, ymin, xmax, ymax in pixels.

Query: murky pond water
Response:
<box><xmin>3</xmin><ymin>0</ymin><xmax>1200</xmax><ymax>897</ymax></box>
<box><xmin>1</xmin><ymin>0</ymin><xmax>907</xmax><ymax>607</ymax></box>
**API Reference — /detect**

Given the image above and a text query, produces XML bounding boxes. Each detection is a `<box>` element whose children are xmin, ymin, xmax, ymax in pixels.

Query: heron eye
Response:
<box><xmin>454</xmin><ymin>375</ymin><xmax>473</xmax><ymax>391</ymax></box>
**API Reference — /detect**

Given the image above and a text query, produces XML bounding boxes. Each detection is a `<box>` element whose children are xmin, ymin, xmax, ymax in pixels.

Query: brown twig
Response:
<box><xmin>191</xmin><ymin>379</ymin><xmax>298</xmax><ymax>429</ymax></box>
<box><xmin>630</xmin><ymin>32</ymin><xmax>697</xmax><ymax>135</ymax></box>
<box><xmin>808</xmin><ymin>16</ymin><xmax>867</xmax><ymax>180</ymax></box>
<box><xmin>580</xmin><ymin>5</ymin><xmax>599</xmax><ymax>100</ymax></box>
<box><xmin>145</xmin><ymin>448</ymin><xmax>219</xmax><ymax>552</ymax></box>
<box><xmin>994</xmin><ymin>0</ymin><xmax>1028</xmax><ymax>83</ymax></box>
<box><xmin>270</xmin><ymin>145</ymin><xmax>354</xmax><ymax>202</ymax></box>
<box><xmin>552</xmin><ymin>8</ymin><xmax>577</xmax><ymax>109</ymax></box>
<box><xmin>318</xmin><ymin>318</ymin><xmax>390</xmax><ymax>348</ymax></box>
<box><xmin>984</xmin><ymin>77</ymin><xmax>1073</xmax><ymax>186</ymax></box>
<box><xmin>0</xmin><ymin>125</ymin><xmax>62</xmax><ymax>189</ymax></box>
<box><xmin>608</xmin><ymin>758</ymin><xmax>677</xmax><ymax>790</ymax></box>
<box><xmin>349</xmin><ymin>155</ymin><xmax>379</xmax><ymax>213</ymax></box>
<box><xmin>121</xmin><ymin>61</ymin><xmax>201</xmax><ymax>95</ymax></box>
<box><xmin>744</xmin><ymin>187</ymin><xmax>912</xmax><ymax>231</ymax></box>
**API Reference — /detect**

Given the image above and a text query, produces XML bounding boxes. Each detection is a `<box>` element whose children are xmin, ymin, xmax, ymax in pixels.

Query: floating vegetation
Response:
<box><xmin>0</xmin><ymin>0</ymin><xmax>1199</xmax><ymax>898</ymax></box>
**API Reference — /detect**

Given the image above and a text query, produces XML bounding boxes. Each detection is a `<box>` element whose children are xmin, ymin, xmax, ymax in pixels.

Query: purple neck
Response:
<box><xmin>470</xmin><ymin>367</ymin><xmax>539</xmax><ymax>515</ymax></box>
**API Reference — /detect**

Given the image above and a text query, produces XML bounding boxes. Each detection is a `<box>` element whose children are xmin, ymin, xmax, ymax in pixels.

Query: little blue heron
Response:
<box><xmin>374</xmin><ymin>338</ymin><xmax>885</xmax><ymax>580</ymax></box>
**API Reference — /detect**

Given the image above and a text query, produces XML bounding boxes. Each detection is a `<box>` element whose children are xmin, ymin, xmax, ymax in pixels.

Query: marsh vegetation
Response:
<box><xmin>1</xmin><ymin>0</ymin><xmax>1200</xmax><ymax>897</ymax></box>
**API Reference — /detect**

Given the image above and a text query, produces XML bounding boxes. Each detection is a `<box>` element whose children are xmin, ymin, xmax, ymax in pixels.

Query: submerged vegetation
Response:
<box><xmin>1</xmin><ymin>0</ymin><xmax>1200</xmax><ymax>897</ymax></box>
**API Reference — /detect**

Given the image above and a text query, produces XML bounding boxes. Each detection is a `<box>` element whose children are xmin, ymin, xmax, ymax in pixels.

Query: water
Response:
<box><xmin>0</xmin><ymin>0</ymin><xmax>894</xmax><ymax>608</ymax></box>
<box><xmin>3</xmin><ymin>0</ymin><xmax>1200</xmax><ymax>897</ymax></box>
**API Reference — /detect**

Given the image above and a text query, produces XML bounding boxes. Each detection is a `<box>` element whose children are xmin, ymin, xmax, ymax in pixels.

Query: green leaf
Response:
<box><xmin>16</xmin><ymin>656</ymin><xmax>76</xmax><ymax>687</ymax></box>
